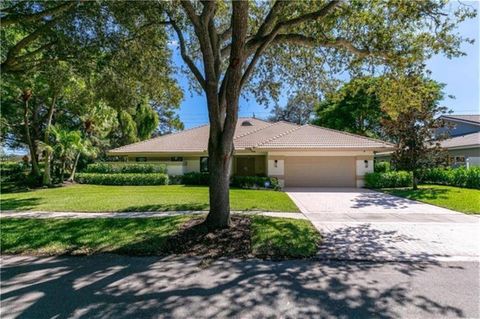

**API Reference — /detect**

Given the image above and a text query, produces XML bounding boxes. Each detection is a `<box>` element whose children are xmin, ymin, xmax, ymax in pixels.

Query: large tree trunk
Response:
<box><xmin>205</xmin><ymin>145</ymin><xmax>233</xmax><ymax>228</ymax></box>
<box><xmin>43</xmin><ymin>95</ymin><xmax>56</xmax><ymax>186</ymax></box>
<box><xmin>23</xmin><ymin>97</ymin><xmax>40</xmax><ymax>177</ymax></box>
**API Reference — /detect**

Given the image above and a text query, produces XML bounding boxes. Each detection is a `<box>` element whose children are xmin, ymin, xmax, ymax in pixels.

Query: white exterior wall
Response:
<box><xmin>185</xmin><ymin>159</ymin><xmax>200</xmax><ymax>173</ymax></box>
<box><xmin>467</xmin><ymin>157</ymin><xmax>480</xmax><ymax>168</ymax></box>
<box><xmin>165</xmin><ymin>163</ymin><xmax>184</xmax><ymax>176</ymax></box>
<box><xmin>356</xmin><ymin>159</ymin><xmax>374</xmax><ymax>187</ymax></box>
<box><xmin>267</xmin><ymin>159</ymin><xmax>285</xmax><ymax>187</ymax></box>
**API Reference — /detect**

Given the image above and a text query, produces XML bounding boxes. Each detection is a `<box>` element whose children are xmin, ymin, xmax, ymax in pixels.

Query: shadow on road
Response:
<box><xmin>2</xmin><ymin>252</ymin><xmax>476</xmax><ymax>319</ymax></box>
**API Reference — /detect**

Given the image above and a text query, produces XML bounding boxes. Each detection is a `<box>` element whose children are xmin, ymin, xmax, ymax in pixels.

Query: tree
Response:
<box><xmin>159</xmin><ymin>0</ymin><xmax>474</xmax><ymax>228</ymax></box>
<box><xmin>269</xmin><ymin>92</ymin><xmax>317</xmax><ymax>125</ymax></box>
<box><xmin>1</xmin><ymin>1</ymin><xmax>184</xmax><ymax>185</ymax></box>
<box><xmin>313</xmin><ymin>77</ymin><xmax>385</xmax><ymax>138</ymax></box>
<box><xmin>380</xmin><ymin>76</ymin><xmax>449</xmax><ymax>189</ymax></box>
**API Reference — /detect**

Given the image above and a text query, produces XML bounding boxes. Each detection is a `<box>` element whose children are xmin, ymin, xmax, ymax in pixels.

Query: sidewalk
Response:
<box><xmin>0</xmin><ymin>210</ymin><xmax>306</xmax><ymax>220</ymax></box>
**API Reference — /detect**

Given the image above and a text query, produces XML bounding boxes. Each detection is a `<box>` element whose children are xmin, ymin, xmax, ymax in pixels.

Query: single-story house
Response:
<box><xmin>108</xmin><ymin>118</ymin><xmax>394</xmax><ymax>187</ymax></box>
<box><xmin>437</xmin><ymin>114</ymin><xmax>480</xmax><ymax>167</ymax></box>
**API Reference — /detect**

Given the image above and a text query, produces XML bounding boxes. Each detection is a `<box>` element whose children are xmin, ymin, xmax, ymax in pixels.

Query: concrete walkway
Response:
<box><xmin>286</xmin><ymin>187</ymin><xmax>480</xmax><ymax>262</ymax></box>
<box><xmin>0</xmin><ymin>210</ymin><xmax>306</xmax><ymax>220</ymax></box>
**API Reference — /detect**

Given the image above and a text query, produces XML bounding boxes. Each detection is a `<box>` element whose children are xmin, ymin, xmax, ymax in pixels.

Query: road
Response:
<box><xmin>1</xmin><ymin>255</ymin><xmax>479</xmax><ymax>318</ymax></box>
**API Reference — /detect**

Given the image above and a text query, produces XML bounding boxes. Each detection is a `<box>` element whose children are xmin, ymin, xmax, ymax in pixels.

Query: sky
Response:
<box><xmin>174</xmin><ymin>2</ymin><xmax>480</xmax><ymax>129</ymax></box>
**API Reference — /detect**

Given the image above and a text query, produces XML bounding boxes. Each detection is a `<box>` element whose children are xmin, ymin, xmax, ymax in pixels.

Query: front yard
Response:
<box><xmin>382</xmin><ymin>185</ymin><xmax>480</xmax><ymax>214</ymax></box>
<box><xmin>0</xmin><ymin>184</ymin><xmax>299</xmax><ymax>212</ymax></box>
<box><xmin>0</xmin><ymin>216</ymin><xmax>320</xmax><ymax>259</ymax></box>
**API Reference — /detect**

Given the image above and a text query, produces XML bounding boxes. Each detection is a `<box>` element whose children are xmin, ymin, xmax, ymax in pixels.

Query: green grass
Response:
<box><xmin>0</xmin><ymin>184</ymin><xmax>299</xmax><ymax>212</ymax></box>
<box><xmin>0</xmin><ymin>217</ymin><xmax>191</xmax><ymax>255</ymax></box>
<box><xmin>1</xmin><ymin>216</ymin><xmax>320</xmax><ymax>258</ymax></box>
<box><xmin>251</xmin><ymin>216</ymin><xmax>321</xmax><ymax>258</ymax></box>
<box><xmin>382</xmin><ymin>185</ymin><xmax>480</xmax><ymax>214</ymax></box>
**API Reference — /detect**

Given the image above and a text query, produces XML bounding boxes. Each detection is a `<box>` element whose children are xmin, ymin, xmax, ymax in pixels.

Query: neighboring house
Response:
<box><xmin>375</xmin><ymin>114</ymin><xmax>480</xmax><ymax>168</ymax></box>
<box><xmin>108</xmin><ymin>118</ymin><xmax>394</xmax><ymax>187</ymax></box>
<box><xmin>438</xmin><ymin>115</ymin><xmax>480</xmax><ymax>167</ymax></box>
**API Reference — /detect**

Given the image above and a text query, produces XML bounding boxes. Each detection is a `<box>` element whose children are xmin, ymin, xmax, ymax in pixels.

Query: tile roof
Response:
<box><xmin>440</xmin><ymin>132</ymin><xmax>480</xmax><ymax>149</ymax></box>
<box><xmin>108</xmin><ymin>118</ymin><xmax>394</xmax><ymax>154</ymax></box>
<box><xmin>441</xmin><ymin>114</ymin><xmax>480</xmax><ymax>125</ymax></box>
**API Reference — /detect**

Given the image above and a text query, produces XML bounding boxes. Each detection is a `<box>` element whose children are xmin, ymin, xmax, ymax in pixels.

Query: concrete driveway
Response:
<box><xmin>286</xmin><ymin>188</ymin><xmax>480</xmax><ymax>261</ymax></box>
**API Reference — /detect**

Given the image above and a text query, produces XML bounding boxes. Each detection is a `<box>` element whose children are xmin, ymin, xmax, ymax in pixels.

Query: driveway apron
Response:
<box><xmin>286</xmin><ymin>187</ymin><xmax>480</xmax><ymax>262</ymax></box>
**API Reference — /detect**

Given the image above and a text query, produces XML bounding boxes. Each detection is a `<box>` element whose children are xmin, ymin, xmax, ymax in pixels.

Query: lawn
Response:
<box><xmin>382</xmin><ymin>185</ymin><xmax>480</xmax><ymax>214</ymax></box>
<box><xmin>0</xmin><ymin>184</ymin><xmax>299</xmax><ymax>212</ymax></box>
<box><xmin>0</xmin><ymin>216</ymin><xmax>320</xmax><ymax>259</ymax></box>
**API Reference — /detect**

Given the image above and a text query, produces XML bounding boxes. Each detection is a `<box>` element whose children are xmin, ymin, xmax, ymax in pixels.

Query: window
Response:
<box><xmin>136</xmin><ymin>157</ymin><xmax>147</xmax><ymax>162</ymax></box>
<box><xmin>454</xmin><ymin>156</ymin><xmax>466</xmax><ymax>166</ymax></box>
<box><xmin>200</xmin><ymin>157</ymin><xmax>209</xmax><ymax>172</ymax></box>
<box><xmin>171</xmin><ymin>157</ymin><xmax>183</xmax><ymax>162</ymax></box>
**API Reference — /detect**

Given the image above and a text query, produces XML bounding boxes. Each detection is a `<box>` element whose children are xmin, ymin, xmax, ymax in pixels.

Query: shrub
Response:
<box><xmin>364</xmin><ymin>171</ymin><xmax>412</xmax><ymax>188</ymax></box>
<box><xmin>422</xmin><ymin>167</ymin><xmax>480</xmax><ymax>189</ymax></box>
<box><xmin>84</xmin><ymin>162</ymin><xmax>167</xmax><ymax>174</ymax></box>
<box><xmin>181</xmin><ymin>172</ymin><xmax>210</xmax><ymax>185</ymax></box>
<box><xmin>231</xmin><ymin>176</ymin><xmax>280</xmax><ymax>190</ymax></box>
<box><xmin>76</xmin><ymin>173</ymin><xmax>169</xmax><ymax>185</ymax></box>
<box><xmin>374</xmin><ymin>161</ymin><xmax>391</xmax><ymax>173</ymax></box>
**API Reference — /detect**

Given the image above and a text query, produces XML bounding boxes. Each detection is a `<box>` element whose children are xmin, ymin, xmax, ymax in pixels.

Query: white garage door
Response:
<box><xmin>285</xmin><ymin>156</ymin><xmax>356</xmax><ymax>187</ymax></box>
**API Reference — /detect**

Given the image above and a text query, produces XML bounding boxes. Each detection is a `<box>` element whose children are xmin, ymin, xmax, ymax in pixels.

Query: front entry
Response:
<box><xmin>236</xmin><ymin>157</ymin><xmax>256</xmax><ymax>176</ymax></box>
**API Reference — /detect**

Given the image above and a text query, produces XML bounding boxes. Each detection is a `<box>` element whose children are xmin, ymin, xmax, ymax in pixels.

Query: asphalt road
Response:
<box><xmin>1</xmin><ymin>255</ymin><xmax>479</xmax><ymax>319</ymax></box>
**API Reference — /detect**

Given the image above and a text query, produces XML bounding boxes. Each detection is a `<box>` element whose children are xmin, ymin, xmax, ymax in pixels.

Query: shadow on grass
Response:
<box><xmin>0</xmin><ymin>197</ymin><xmax>41</xmax><ymax>211</ymax></box>
<box><xmin>251</xmin><ymin>216</ymin><xmax>320</xmax><ymax>259</ymax></box>
<box><xmin>390</xmin><ymin>188</ymin><xmax>450</xmax><ymax>201</ymax></box>
<box><xmin>119</xmin><ymin>203</ymin><xmax>208</xmax><ymax>212</ymax></box>
<box><xmin>0</xmin><ymin>217</ymin><xmax>189</xmax><ymax>255</ymax></box>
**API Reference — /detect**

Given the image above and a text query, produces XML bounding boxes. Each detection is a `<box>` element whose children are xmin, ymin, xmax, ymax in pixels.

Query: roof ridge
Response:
<box><xmin>304</xmin><ymin>124</ymin><xmax>395</xmax><ymax>146</ymax></box>
<box><xmin>233</xmin><ymin>121</ymin><xmax>278</xmax><ymax>140</ymax></box>
<box><xmin>253</xmin><ymin>123</ymin><xmax>303</xmax><ymax>147</ymax></box>
<box><xmin>109</xmin><ymin>123</ymin><xmax>209</xmax><ymax>153</ymax></box>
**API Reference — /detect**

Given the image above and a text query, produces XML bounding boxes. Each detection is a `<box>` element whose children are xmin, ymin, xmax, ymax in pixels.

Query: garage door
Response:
<box><xmin>284</xmin><ymin>156</ymin><xmax>356</xmax><ymax>187</ymax></box>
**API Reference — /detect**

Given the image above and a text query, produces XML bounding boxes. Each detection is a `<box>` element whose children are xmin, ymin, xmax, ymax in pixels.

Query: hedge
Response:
<box><xmin>231</xmin><ymin>175</ymin><xmax>280</xmax><ymax>190</ymax></box>
<box><xmin>179</xmin><ymin>172</ymin><xmax>280</xmax><ymax>189</ymax></box>
<box><xmin>422</xmin><ymin>167</ymin><xmax>480</xmax><ymax>189</ymax></box>
<box><xmin>364</xmin><ymin>171</ymin><xmax>412</xmax><ymax>188</ymax></box>
<box><xmin>180</xmin><ymin>172</ymin><xmax>210</xmax><ymax>185</ymax></box>
<box><xmin>76</xmin><ymin>173</ymin><xmax>169</xmax><ymax>185</ymax></box>
<box><xmin>374</xmin><ymin>161</ymin><xmax>391</xmax><ymax>173</ymax></box>
<box><xmin>84</xmin><ymin>162</ymin><xmax>167</xmax><ymax>174</ymax></box>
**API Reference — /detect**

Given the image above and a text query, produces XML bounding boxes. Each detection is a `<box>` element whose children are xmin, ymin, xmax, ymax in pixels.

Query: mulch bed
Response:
<box><xmin>164</xmin><ymin>215</ymin><xmax>252</xmax><ymax>259</ymax></box>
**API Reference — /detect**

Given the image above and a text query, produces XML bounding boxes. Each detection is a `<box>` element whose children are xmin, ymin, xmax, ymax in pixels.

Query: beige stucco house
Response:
<box><xmin>108</xmin><ymin>118</ymin><xmax>394</xmax><ymax>187</ymax></box>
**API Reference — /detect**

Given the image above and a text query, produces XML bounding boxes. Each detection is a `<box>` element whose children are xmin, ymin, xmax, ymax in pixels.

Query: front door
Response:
<box><xmin>236</xmin><ymin>157</ymin><xmax>256</xmax><ymax>176</ymax></box>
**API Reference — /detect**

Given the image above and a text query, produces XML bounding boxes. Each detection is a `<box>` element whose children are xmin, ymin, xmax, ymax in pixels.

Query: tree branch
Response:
<box><xmin>0</xmin><ymin>1</ymin><xmax>75</xmax><ymax>27</ymax></box>
<box><xmin>180</xmin><ymin>0</ymin><xmax>201</xmax><ymax>29</ymax></box>
<box><xmin>168</xmin><ymin>18</ymin><xmax>207</xmax><ymax>90</ymax></box>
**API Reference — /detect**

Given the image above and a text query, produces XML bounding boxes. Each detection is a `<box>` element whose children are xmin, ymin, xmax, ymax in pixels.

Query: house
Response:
<box><xmin>375</xmin><ymin>114</ymin><xmax>480</xmax><ymax>167</ymax></box>
<box><xmin>108</xmin><ymin>118</ymin><xmax>394</xmax><ymax>187</ymax></box>
<box><xmin>437</xmin><ymin>114</ymin><xmax>480</xmax><ymax>167</ymax></box>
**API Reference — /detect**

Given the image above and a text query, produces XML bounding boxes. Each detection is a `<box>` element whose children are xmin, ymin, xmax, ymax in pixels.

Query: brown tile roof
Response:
<box><xmin>256</xmin><ymin>124</ymin><xmax>393</xmax><ymax>149</ymax></box>
<box><xmin>440</xmin><ymin>132</ymin><xmax>480</xmax><ymax>149</ymax></box>
<box><xmin>108</xmin><ymin>118</ymin><xmax>394</xmax><ymax>154</ymax></box>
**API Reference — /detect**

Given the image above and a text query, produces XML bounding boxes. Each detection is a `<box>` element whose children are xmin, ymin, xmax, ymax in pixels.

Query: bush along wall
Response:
<box><xmin>231</xmin><ymin>176</ymin><xmax>280</xmax><ymax>190</ymax></box>
<box><xmin>75</xmin><ymin>173</ymin><xmax>169</xmax><ymax>186</ymax></box>
<box><xmin>422</xmin><ymin>167</ymin><xmax>480</xmax><ymax>189</ymax></box>
<box><xmin>84</xmin><ymin>162</ymin><xmax>167</xmax><ymax>174</ymax></box>
<box><xmin>364</xmin><ymin>171</ymin><xmax>412</xmax><ymax>188</ymax></box>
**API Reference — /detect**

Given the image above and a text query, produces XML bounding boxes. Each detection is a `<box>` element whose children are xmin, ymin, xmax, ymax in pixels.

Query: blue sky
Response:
<box><xmin>175</xmin><ymin>3</ymin><xmax>480</xmax><ymax>129</ymax></box>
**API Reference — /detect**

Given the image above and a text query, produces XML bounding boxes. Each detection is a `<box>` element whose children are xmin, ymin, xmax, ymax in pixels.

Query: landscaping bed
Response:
<box><xmin>381</xmin><ymin>185</ymin><xmax>480</xmax><ymax>214</ymax></box>
<box><xmin>0</xmin><ymin>216</ymin><xmax>321</xmax><ymax>259</ymax></box>
<box><xmin>0</xmin><ymin>184</ymin><xmax>299</xmax><ymax>212</ymax></box>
